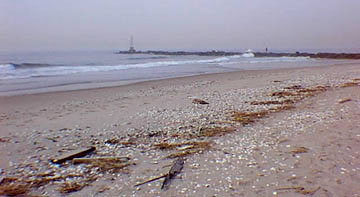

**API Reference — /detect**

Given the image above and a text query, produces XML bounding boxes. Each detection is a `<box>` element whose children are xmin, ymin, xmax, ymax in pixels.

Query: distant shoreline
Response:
<box><xmin>116</xmin><ymin>50</ymin><xmax>360</xmax><ymax>59</ymax></box>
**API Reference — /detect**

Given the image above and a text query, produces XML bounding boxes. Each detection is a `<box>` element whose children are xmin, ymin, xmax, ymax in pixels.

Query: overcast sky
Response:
<box><xmin>1</xmin><ymin>0</ymin><xmax>360</xmax><ymax>52</ymax></box>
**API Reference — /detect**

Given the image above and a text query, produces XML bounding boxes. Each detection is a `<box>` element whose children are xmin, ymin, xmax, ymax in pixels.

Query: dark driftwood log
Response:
<box><xmin>51</xmin><ymin>147</ymin><xmax>96</xmax><ymax>164</ymax></box>
<box><xmin>161</xmin><ymin>158</ymin><xmax>185</xmax><ymax>190</ymax></box>
<box><xmin>134</xmin><ymin>158</ymin><xmax>185</xmax><ymax>189</ymax></box>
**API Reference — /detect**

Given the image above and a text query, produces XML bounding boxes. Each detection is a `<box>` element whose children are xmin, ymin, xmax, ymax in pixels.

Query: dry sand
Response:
<box><xmin>0</xmin><ymin>63</ymin><xmax>360</xmax><ymax>196</ymax></box>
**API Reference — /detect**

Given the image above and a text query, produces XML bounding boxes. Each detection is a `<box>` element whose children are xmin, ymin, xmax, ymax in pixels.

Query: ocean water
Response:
<box><xmin>0</xmin><ymin>50</ymin><xmax>346</xmax><ymax>96</ymax></box>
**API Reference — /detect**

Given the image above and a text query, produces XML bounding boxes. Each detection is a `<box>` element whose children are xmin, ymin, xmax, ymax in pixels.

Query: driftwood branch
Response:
<box><xmin>133</xmin><ymin>158</ymin><xmax>185</xmax><ymax>190</ymax></box>
<box><xmin>51</xmin><ymin>147</ymin><xmax>96</xmax><ymax>164</ymax></box>
<box><xmin>72</xmin><ymin>157</ymin><xmax>130</xmax><ymax>164</ymax></box>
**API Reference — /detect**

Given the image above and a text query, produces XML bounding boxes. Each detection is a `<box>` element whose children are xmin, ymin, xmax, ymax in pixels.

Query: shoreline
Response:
<box><xmin>1</xmin><ymin>60</ymin><xmax>357</xmax><ymax>97</ymax></box>
<box><xmin>1</xmin><ymin>63</ymin><xmax>360</xmax><ymax>196</ymax></box>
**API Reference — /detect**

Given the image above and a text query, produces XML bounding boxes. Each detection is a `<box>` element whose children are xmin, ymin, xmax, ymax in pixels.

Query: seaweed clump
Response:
<box><xmin>341</xmin><ymin>82</ymin><xmax>360</xmax><ymax>88</ymax></box>
<box><xmin>198</xmin><ymin>127</ymin><xmax>235</xmax><ymax>137</ymax></box>
<box><xmin>57</xmin><ymin>182</ymin><xmax>88</xmax><ymax>194</ymax></box>
<box><xmin>232</xmin><ymin>111</ymin><xmax>269</xmax><ymax>125</ymax></box>
<box><xmin>154</xmin><ymin>141</ymin><xmax>211</xmax><ymax>150</ymax></box>
<box><xmin>0</xmin><ymin>182</ymin><xmax>30</xmax><ymax>196</ymax></box>
<box><xmin>0</xmin><ymin>173</ymin><xmax>96</xmax><ymax>195</ymax></box>
<box><xmin>270</xmin><ymin>85</ymin><xmax>328</xmax><ymax>100</ymax></box>
<box><xmin>250</xmin><ymin>100</ymin><xmax>294</xmax><ymax>105</ymax></box>
<box><xmin>276</xmin><ymin>186</ymin><xmax>321</xmax><ymax>195</ymax></box>
<box><xmin>290</xmin><ymin>146</ymin><xmax>309</xmax><ymax>156</ymax></box>
<box><xmin>154</xmin><ymin>141</ymin><xmax>212</xmax><ymax>159</ymax></box>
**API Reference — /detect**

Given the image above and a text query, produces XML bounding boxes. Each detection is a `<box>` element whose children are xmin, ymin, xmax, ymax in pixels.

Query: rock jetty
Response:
<box><xmin>116</xmin><ymin>50</ymin><xmax>360</xmax><ymax>59</ymax></box>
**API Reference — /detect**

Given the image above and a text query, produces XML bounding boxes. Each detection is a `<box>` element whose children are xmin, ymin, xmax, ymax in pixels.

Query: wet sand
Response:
<box><xmin>0</xmin><ymin>63</ymin><xmax>360</xmax><ymax>196</ymax></box>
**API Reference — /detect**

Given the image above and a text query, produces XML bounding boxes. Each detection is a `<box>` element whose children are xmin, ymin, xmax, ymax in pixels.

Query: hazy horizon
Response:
<box><xmin>2</xmin><ymin>0</ymin><xmax>360</xmax><ymax>52</ymax></box>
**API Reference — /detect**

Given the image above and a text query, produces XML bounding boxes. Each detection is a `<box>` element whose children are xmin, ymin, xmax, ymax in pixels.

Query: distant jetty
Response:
<box><xmin>255</xmin><ymin>52</ymin><xmax>360</xmax><ymax>59</ymax></box>
<box><xmin>115</xmin><ymin>50</ymin><xmax>360</xmax><ymax>59</ymax></box>
<box><xmin>115</xmin><ymin>50</ymin><xmax>240</xmax><ymax>56</ymax></box>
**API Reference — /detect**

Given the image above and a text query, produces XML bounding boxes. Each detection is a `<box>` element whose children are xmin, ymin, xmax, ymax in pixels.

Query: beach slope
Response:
<box><xmin>1</xmin><ymin>63</ymin><xmax>360</xmax><ymax>196</ymax></box>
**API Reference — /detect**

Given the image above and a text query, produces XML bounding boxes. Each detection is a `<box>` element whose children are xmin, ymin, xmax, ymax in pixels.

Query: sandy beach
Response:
<box><xmin>1</xmin><ymin>63</ymin><xmax>360</xmax><ymax>196</ymax></box>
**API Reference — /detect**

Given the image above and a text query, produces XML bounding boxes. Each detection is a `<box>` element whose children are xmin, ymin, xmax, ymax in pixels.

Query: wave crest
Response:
<box><xmin>0</xmin><ymin>55</ymin><xmax>311</xmax><ymax>80</ymax></box>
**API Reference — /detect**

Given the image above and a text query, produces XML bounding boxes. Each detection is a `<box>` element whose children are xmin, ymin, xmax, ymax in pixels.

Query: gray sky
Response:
<box><xmin>1</xmin><ymin>0</ymin><xmax>360</xmax><ymax>52</ymax></box>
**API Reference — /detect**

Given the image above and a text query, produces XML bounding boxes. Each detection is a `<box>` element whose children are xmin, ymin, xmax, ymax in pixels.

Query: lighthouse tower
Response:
<box><xmin>128</xmin><ymin>36</ymin><xmax>136</xmax><ymax>53</ymax></box>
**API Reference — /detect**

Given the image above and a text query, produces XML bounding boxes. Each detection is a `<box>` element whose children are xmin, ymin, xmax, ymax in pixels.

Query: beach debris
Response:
<box><xmin>276</xmin><ymin>186</ymin><xmax>320</xmax><ymax>195</ymax></box>
<box><xmin>147</xmin><ymin>130</ymin><xmax>164</xmax><ymax>137</ymax></box>
<box><xmin>165</xmin><ymin>149</ymin><xmax>202</xmax><ymax>159</ymax></box>
<box><xmin>56</xmin><ymin>174</ymin><xmax>97</xmax><ymax>193</ymax></box>
<box><xmin>341</xmin><ymin>82</ymin><xmax>360</xmax><ymax>88</ymax></box>
<box><xmin>271</xmin><ymin>85</ymin><xmax>328</xmax><ymax>99</ymax></box>
<box><xmin>161</xmin><ymin>158</ymin><xmax>185</xmax><ymax>190</ymax></box>
<box><xmin>278</xmin><ymin>138</ymin><xmax>290</xmax><ymax>144</ymax></box>
<box><xmin>134</xmin><ymin>158</ymin><xmax>185</xmax><ymax>190</ymax></box>
<box><xmin>105</xmin><ymin>138</ymin><xmax>121</xmax><ymax>144</ymax></box>
<box><xmin>0</xmin><ymin>173</ymin><xmax>96</xmax><ymax>195</ymax></box>
<box><xmin>0</xmin><ymin>182</ymin><xmax>30</xmax><ymax>196</ymax></box>
<box><xmin>177</xmin><ymin>145</ymin><xmax>195</xmax><ymax>151</ymax></box>
<box><xmin>0</xmin><ymin>177</ymin><xmax>19</xmax><ymax>185</ymax></box>
<box><xmin>270</xmin><ymin>91</ymin><xmax>297</xmax><ymax>97</ymax></box>
<box><xmin>97</xmin><ymin>185</ymin><xmax>111</xmax><ymax>193</ymax></box>
<box><xmin>295</xmin><ymin>85</ymin><xmax>328</xmax><ymax>95</ymax></box>
<box><xmin>27</xmin><ymin>175</ymin><xmax>64</xmax><ymax>188</ymax></box>
<box><xmin>233</xmin><ymin>101</ymin><xmax>296</xmax><ymax>125</ymax></box>
<box><xmin>192</xmin><ymin>98</ymin><xmax>209</xmax><ymax>105</ymax></box>
<box><xmin>250</xmin><ymin>100</ymin><xmax>294</xmax><ymax>105</ymax></box>
<box><xmin>232</xmin><ymin>111</ymin><xmax>268</xmax><ymax>125</ymax></box>
<box><xmin>84</xmin><ymin>160</ymin><xmax>132</xmax><ymax>171</ymax></box>
<box><xmin>57</xmin><ymin>182</ymin><xmax>88</xmax><ymax>193</ymax></box>
<box><xmin>198</xmin><ymin>127</ymin><xmax>235</xmax><ymax>137</ymax></box>
<box><xmin>72</xmin><ymin>156</ymin><xmax>133</xmax><ymax>171</ymax></box>
<box><xmin>269</xmin><ymin>104</ymin><xmax>295</xmax><ymax>112</ymax></box>
<box><xmin>72</xmin><ymin>157</ymin><xmax>130</xmax><ymax>165</ymax></box>
<box><xmin>105</xmin><ymin>138</ymin><xmax>136</xmax><ymax>146</ymax></box>
<box><xmin>290</xmin><ymin>146</ymin><xmax>309</xmax><ymax>156</ymax></box>
<box><xmin>155</xmin><ymin>141</ymin><xmax>211</xmax><ymax>159</ymax></box>
<box><xmin>154</xmin><ymin>141</ymin><xmax>211</xmax><ymax>150</ymax></box>
<box><xmin>230</xmin><ymin>84</ymin><xmax>331</xmax><ymax>128</ymax></box>
<box><xmin>338</xmin><ymin>98</ymin><xmax>352</xmax><ymax>104</ymax></box>
<box><xmin>134</xmin><ymin>174</ymin><xmax>167</xmax><ymax>187</ymax></box>
<box><xmin>284</xmin><ymin>85</ymin><xmax>303</xmax><ymax>90</ymax></box>
<box><xmin>0</xmin><ymin>175</ymin><xmax>54</xmax><ymax>196</ymax></box>
<box><xmin>51</xmin><ymin>146</ymin><xmax>96</xmax><ymax>164</ymax></box>
<box><xmin>0</xmin><ymin>137</ymin><xmax>10</xmax><ymax>143</ymax></box>
<box><xmin>120</xmin><ymin>140</ymin><xmax>136</xmax><ymax>146</ymax></box>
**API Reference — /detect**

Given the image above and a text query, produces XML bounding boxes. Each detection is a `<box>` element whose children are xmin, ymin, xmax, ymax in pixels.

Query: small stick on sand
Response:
<box><xmin>338</xmin><ymin>98</ymin><xmax>351</xmax><ymax>104</ymax></box>
<box><xmin>134</xmin><ymin>174</ymin><xmax>167</xmax><ymax>187</ymax></box>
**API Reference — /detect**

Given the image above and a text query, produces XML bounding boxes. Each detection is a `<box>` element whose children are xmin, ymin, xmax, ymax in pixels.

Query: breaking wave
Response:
<box><xmin>0</xmin><ymin>55</ymin><xmax>311</xmax><ymax>80</ymax></box>
<box><xmin>127</xmin><ymin>56</ymin><xmax>168</xmax><ymax>60</ymax></box>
